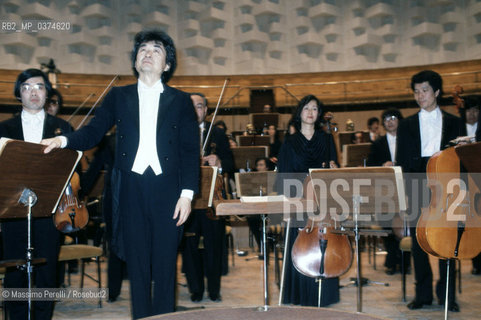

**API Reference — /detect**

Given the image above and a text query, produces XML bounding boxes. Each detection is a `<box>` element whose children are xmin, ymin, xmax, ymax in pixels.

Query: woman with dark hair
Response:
<box><xmin>278</xmin><ymin>95</ymin><xmax>337</xmax><ymax>173</ymax></box>
<box><xmin>277</xmin><ymin>95</ymin><xmax>339</xmax><ymax>307</ymax></box>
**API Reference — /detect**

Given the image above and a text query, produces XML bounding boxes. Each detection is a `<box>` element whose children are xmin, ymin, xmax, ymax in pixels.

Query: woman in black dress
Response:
<box><xmin>278</xmin><ymin>94</ymin><xmax>339</xmax><ymax>307</ymax></box>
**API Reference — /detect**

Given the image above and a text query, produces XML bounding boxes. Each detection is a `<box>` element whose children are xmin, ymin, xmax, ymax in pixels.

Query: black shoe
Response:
<box><xmin>407</xmin><ymin>300</ymin><xmax>432</xmax><ymax>310</ymax></box>
<box><xmin>108</xmin><ymin>296</ymin><xmax>118</xmax><ymax>303</ymax></box>
<box><xmin>209</xmin><ymin>293</ymin><xmax>222</xmax><ymax>302</ymax></box>
<box><xmin>385</xmin><ymin>267</ymin><xmax>396</xmax><ymax>275</ymax></box>
<box><xmin>448</xmin><ymin>302</ymin><xmax>460</xmax><ymax>312</ymax></box>
<box><xmin>190</xmin><ymin>292</ymin><xmax>203</xmax><ymax>302</ymax></box>
<box><xmin>438</xmin><ymin>300</ymin><xmax>460</xmax><ymax>312</ymax></box>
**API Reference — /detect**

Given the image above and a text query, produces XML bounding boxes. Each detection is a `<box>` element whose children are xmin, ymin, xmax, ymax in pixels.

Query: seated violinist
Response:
<box><xmin>182</xmin><ymin>92</ymin><xmax>234</xmax><ymax>302</ymax></box>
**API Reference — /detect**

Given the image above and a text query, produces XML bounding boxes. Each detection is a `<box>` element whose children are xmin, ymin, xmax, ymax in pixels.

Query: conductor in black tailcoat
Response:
<box><xmin>182</xmin><ymin>92</ymin><xmax>234</xmax><ymax>303</ymax></box>
<box><xmin>396</xmin><ymin>70</ymin><xmax>462</xmax><ymax>312</ymax></box>
<box><xmin>42</xmin><ymin>30</ymin><xmax>199</xmax><ymax>319</ymax></box>
<box><xmin>0</xmin><ymin>68</ymin><xmax>72</xmax><ymax>320</ymax></box>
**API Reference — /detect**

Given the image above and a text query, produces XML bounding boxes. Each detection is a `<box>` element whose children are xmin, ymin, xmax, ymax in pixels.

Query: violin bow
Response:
<box><xmin>75</xmin><ymin>75</ymin><xmax>119</xmax><ymax>130</ymax></box>
<box><xmin>202</xmin><ymin>78</ymin><xmax>230</xmax><ymax>156</ymax></box>
<box><xmin>65</xmin><ymin>92</ymin><xmax>95</xmax><ymax>124</ymax></box>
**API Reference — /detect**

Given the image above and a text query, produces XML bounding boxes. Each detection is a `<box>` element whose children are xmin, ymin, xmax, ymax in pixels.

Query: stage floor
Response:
<box><xmin>51</xmin><ymin>244</ymin><xmax>481</xmax><ymax>320</ymax></box>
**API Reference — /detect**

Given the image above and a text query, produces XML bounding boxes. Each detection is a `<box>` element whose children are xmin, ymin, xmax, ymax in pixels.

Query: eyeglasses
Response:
<box><xmin>384</xmin><ymin>115</ymin><xmax>398</xmax><ymax>122</ymax></box>
<box><xmin>21</xmin><ymin>83</ymin><xmax>46</xmax><ymax>92</ymax></box>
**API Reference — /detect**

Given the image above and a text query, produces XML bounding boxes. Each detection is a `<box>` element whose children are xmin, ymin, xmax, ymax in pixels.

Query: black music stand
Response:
<box><xmin>308</xmin><ymin>166</ymin><xmax>406</xmax><ymax>313</ymax></box>
<box><xmin>0</xmin><ymin>138</ymin><xmax>81</xmax><ymax>320</ymax></box>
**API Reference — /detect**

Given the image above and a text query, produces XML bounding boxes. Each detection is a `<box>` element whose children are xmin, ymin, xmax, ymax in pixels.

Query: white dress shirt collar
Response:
<box><xmin>419</xmin><ymin>106</ymin><xmax>441</xmax><ymax>121</ymax></box>
<box><xmin>137</xmin><ymin>79</ymin><xmax>164</xmax><ymax>93</ymax></box>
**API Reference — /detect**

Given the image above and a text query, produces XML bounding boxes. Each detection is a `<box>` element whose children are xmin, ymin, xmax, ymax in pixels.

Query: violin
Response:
<box><xmin>54</xmin><ymin>172</ymin><xmax>89</xmax><ymax>233</ymax></box>
<box><xmin>291</xmin><ymin>218</ymin><xmax>353</xmax><ymax>278</ymax></box>
<box><xmin>416</xmin><ymin>85</ymin><xmax>481</xmax><ymax>259</ymax></box>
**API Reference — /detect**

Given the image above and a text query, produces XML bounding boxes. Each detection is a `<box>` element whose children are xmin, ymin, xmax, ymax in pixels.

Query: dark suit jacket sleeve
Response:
<box><xmin>65</xmin><ymin>87</ymin><xmax>117</xmax><ymax>150</ymax></box>
<box><xmin>178</xmin><ymin>93</ymin><xmax>200</xmax><ymax>193</ymax></box>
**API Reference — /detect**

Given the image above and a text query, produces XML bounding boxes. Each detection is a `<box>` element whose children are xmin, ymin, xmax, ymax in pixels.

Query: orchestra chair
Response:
<box><xmin>58</xmin><ymin>244</ymin><xmax>103</xmax><ymax>307</ymax></box>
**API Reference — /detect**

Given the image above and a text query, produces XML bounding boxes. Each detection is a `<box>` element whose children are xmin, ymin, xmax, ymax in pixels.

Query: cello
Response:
<box><xmin>416</xmin><ymin>86</ymin><xmax>481</xmax><ymax>260</ymax></box>
<box><xmin>291</xmin><ymin>176</ymin><xmax>353</xmax><ymax>279</ymax></box>
<box><xmin>291</xmin><ymin>217</ymin><xmax>353</xmax><ymax>279</ymax></box>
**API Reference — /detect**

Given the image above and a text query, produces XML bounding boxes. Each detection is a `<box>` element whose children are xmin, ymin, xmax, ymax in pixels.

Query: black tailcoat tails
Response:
<box><xmin>64</xmin><ymin>83</ymin><xmax>200</xmax><ymax>319</ymax></box>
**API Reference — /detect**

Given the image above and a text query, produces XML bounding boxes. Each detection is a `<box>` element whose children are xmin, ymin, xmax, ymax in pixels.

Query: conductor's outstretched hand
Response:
<box><xmin>41</xmin><ymin>137</ymin><xmax>63</xmax><ymax>153</ymax></box>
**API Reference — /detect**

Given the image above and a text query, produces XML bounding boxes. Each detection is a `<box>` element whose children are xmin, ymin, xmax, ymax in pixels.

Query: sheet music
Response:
<box><xmin>240</xmin><ymin>195</ymin><xmax>287</xmax><ymax>203</ymax></box>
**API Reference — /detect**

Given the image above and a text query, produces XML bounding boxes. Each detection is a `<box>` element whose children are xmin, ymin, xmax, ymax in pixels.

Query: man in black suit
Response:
<box><xmin>396</xmin><ymin>70</ymin><xmax>463</xmax><ymax>312</ymax></box>
<box><xmin>0</xmin><ymin>68</ymin><xmax>72</xmax><ymax>320</ymax></box>
<box><xmin>182</xmin><ymin>92</ymin><xmax>234</xmax><ymax>302</ymax></box>
<box><xmin>367</xmin><ymin>108</ymin><xmax>410</xmax><ymax>275</ymax></box>
<box><xmin>42</xmin><ymin>30</ymin><xmax>200</xmax><ymax>319</ymax></box>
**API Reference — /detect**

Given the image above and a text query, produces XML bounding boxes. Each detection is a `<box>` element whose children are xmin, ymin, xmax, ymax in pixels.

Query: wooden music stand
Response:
<box><xmin>308</xmin><ymin>166</ymin><xmax>406</xmax><ymax>313</ymax></box>
<box><xmin>0</xmin><ymin>138</ymin><xmax>81</xmax><ymax>319</ymax></box>
<box><xmin>236</xmin><ymin>135</ymin><xmax>271</xmax><ymax>147</ymax></box>
<box><xmin>338</xmin><ymin>131</ymin><xmax>370</xmax><ymax>150</ymax></box>
<box><xmin>250</xmin><ymin>113</ymin><xmax>280</xmax><ymax>131</ymax></box>
<box><xmin>342</xmin><ymin>143</ymin><xmax>372</xmax><ymax>167</ymax></box>
<box><xmin>231</xmin><ymin>146</ymin><xmax>269</xmax><ymax>171</ymax></box>
<box><xmin>0</xmin><ymin>138</ymin><xmax>82</xmax><ymax>218</ymax></box>
<box><xmin>192</xmin><ymin>166</ymin><xmax>219</xmax><ymax>210</ymax></box>
<box><xmin>235</xmin><ymin>171</ymin><xmax>277</xmax><ymax>197</ymax></box>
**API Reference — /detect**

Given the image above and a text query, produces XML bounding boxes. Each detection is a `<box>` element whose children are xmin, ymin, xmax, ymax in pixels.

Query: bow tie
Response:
<box><xmin>22</xmin><ymin>112</ymin><xmax>43</xmax><ymax>125</ymax></box>
<box><xmin>420</xmin><ymin>110</ymin><xmax>438</xmax><ymax>121</ymax></box>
